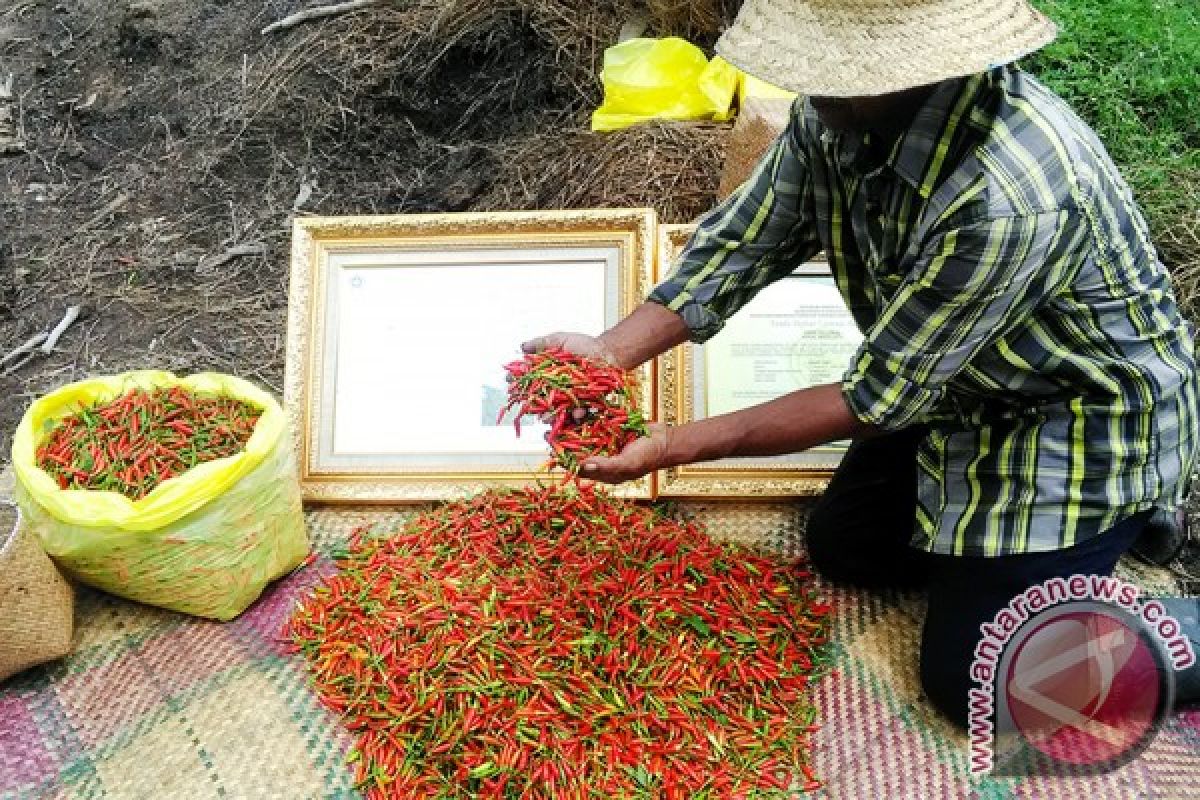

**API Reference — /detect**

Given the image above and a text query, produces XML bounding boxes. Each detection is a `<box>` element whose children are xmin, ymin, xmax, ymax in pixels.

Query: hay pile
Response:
<box><xmin>478</xmin><ymin>122</ymin><xmax>728</xmax><ymax>222</ymax></box>
<box><xmin>238</xmin><ymin>0</ymin><xmax>737</xmax><ymax>221</ymax></box>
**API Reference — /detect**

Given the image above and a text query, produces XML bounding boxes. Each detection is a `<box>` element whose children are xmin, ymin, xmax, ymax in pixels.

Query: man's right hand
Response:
<box><xmin>519</xmin><ymin>333</ymin><xmax>617</xmax><ymax>424</ymax></box>
<box><xmin>521</xmin><ymin>302</ymin><xmax>692</xmax><ymax>372</ymax></box>
<box><xmin>521</xmin><ymin>332</ymin><xmax>618</xmax><ymax>365</ymax></box>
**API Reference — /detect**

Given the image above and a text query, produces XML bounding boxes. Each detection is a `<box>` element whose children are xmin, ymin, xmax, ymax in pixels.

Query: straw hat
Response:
<box><xmin>716</xmin><ymin>0</ymin><xmax>1057</xmax><ymax>98</ymax></box>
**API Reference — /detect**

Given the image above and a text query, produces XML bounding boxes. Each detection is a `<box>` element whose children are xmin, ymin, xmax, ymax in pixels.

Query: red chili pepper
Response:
<box><xmin>284</xmin><ymin>484</ymin><xmax>832</xmax><ymax>799</ymax></box>
<box><xmin>35</xmin><ymin>386</ymin><xmax>261</xmax><ymax>499</ymax></box>
<box><xmin>499</xmin><ymin>348</ymin><xmax>648</xmax><ymax>476</ymax></box>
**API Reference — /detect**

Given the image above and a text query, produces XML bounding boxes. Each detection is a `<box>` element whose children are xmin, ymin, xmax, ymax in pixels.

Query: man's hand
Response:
<box><xmin>521</xmin><ymin>332</ymin><xmax>617</xmax><ymax>364</ymax></box>
<box><xmin>522</xmin><ymin>304</ymin><xmax>692</xmax><ymax>371</ymax></box>
<box><xmin>519</xmin><ymin>332</ymin><xmax>614</xmax><ymax>423</ymax></box>
<box><xmin>579</xmin><ymin>423</ymin><xmax>671</xmax><ymax>484</ymax></box>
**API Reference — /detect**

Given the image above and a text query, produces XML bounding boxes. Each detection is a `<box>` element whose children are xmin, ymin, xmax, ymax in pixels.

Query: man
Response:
<box><xmin>524</xmin><ymin>0</ymin><xmax>1199</xmax><ymax>725</ymax></box>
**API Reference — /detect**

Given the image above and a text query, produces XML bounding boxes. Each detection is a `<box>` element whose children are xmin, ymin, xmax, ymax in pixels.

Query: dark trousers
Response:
<box><xmin>804</xmin><ymin>427</ymin><xmax>1149</xmax><ymax>728</ymax></box>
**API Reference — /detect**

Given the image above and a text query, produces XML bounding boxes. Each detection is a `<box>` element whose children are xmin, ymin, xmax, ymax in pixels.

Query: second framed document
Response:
<box><xmin>285</xmin><ymin>210</ymin><xmax>656</xmax><ymax>503</ymax></box>
<box><xmin>656</xmin><ymin>225</ymin><xmax>863</xmax><ymax>497</ymax></box>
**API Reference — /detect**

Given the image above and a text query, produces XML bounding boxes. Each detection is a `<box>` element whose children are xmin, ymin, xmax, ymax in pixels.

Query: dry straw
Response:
<box><xmin>1161</xmin><ymin>215</ymin><xmax>1200</xmax><ymax>324</ymax></box>
<box><xmin>478</xmin><ymin>121</ymin><xmax>729</xmax><ymax>224</ymax></box>
<box><xmin>0</xmin><ymin>502</ymin><xmax>74</xmax><ymax>682</ymax></box>
<box><xmin>716</xmin><ymin>0</ymin><xmax>1058</xmax><ymax>97</ymax></box>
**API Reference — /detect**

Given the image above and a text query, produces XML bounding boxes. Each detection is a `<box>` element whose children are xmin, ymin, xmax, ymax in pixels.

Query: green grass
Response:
<box><xmin>1022</xmin><ymin>0</ymin><xmax>1200</xmax><ymax>319</ymax></box>
<box><xmin>1024</xmin><ymin>0</ymin><xmax>1199</xmax><ymax>231</ymax></box>
<box><xmin>1028</xmin><ymin>0</ymin><xmax>1198</xmax><ymax>170</ymax></box>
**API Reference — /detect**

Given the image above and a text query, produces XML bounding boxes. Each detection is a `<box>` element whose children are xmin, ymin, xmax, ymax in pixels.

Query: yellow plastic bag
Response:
<box><xmin>12</xmin><ymin>371</ymin><xmax>310</xmax><ymax>621</ymax></box>
<box><xmin>591</xmin><ymin>38</ymin><xmax>740</xmax><ymax>132</ymax></box>
<box><xmin>738</xmin><ymin>70</ymin><xmax>797</xmax><ymax>103</ymax></box>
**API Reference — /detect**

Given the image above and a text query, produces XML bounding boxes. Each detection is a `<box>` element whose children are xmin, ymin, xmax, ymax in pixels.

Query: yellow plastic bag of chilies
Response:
<box><xmin>591</xmin><ymin>38</ymin><xmax>740</xmax><ymax>132</ymax></box>
<box><xmin>11</xmin><ymin>371</ymin><xmax>310</xmax><ymax>621</ymax></box>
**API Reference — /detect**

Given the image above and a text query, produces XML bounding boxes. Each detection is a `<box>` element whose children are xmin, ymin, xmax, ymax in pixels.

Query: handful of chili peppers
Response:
<box><xmin>35</xmin><ymin>386</ymin><xmax>260</xmax><ymax>500</ymax></box>
<box><xmin>498</xmin><ymin>347</ymin><xmax>647</xmax><ymax>473</ymax></box>
<box><xmin>287</xmin><ymin>484</ymin><xmax>831</xmax><ymax>799</ymax></box>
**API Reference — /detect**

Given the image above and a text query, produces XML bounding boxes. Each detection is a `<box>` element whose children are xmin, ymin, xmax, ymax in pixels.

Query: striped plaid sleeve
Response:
<box><xmin>842</xmin><ymin>209</ymin><xmax>1076</xmax><ymax>429</ymax></box>
<box><xmin>647</xmin><ymin>100</ymin><xmax>821</xmax><ymax>343</ymax></box>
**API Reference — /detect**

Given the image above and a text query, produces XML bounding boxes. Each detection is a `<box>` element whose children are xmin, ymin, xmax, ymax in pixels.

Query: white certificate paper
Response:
<box><xmin>328</xmin><ymin>253</ymin><xmax>607</xmax><ymax>458</ymax></box>
<box><xmin>702</xmin><ymin>275</ymin><xmax>862</xmax><ymax>417</ymax></box>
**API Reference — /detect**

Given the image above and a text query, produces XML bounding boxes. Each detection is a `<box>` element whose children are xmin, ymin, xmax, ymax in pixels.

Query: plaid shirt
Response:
<box><xmin>650</xmin><ymin>66</ymin><xmax>1198</xmax><ymax>557</ymax></box>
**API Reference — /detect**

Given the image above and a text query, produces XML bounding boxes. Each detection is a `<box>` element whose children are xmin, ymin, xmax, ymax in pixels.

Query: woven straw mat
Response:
<box><xmin>2</xmin><ymin>473</ymin><xmax>1198</xmax><ymax>799</ymax></box>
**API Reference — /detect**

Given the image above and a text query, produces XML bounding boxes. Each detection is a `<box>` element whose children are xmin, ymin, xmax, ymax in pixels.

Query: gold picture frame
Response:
<box><xmin>284</xmin><ymin>211</ymin><xmax>657</xmax><ymax>503</ymax></box>
<box><xmin>656</xmin><ymin>224</ymin><xmax>859</xmax><ymax>497</ymax></box>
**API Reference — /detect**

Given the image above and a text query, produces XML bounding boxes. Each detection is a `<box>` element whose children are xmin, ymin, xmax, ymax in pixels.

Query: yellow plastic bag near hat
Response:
<box><xmin>12</xmin><ymin>371</ymin><xmax>310</xmax><ymax>621</ymax></box>
<box><xmin>738</xmin><ymin>71</ymin><xmax>797</xmax><ymax>103</ymax></box>
<box><xmin>591</xmin><ymin>38</ymin><xmax>740</xmax><ymax>132</ymax></box>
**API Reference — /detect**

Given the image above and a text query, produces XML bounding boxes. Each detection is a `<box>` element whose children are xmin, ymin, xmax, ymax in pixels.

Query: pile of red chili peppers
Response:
<box><xmin>287</xmin><ymin>484</ymin><xmax>831</xmax><ymax>799</ymax></box>
<box><xmin>35</xmin><ymin>386</ymin><xmax>260</xmax><ymax>500</ymax></box>
<box><xmin>498</xmin><ymin>348</ymin><xmax>647</xmax><ymax>472</ymax></box>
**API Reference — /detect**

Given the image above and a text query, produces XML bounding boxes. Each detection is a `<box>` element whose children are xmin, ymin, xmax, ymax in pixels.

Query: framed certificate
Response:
<box><xmin>284</xmin><ymin>211</ymin><xmax>657</xmax><ymax>502</ymax></box>
<box><xmin>656</xmin><ymin>224</ymin><xmax>862</xmax><ymax>497</ymax></box>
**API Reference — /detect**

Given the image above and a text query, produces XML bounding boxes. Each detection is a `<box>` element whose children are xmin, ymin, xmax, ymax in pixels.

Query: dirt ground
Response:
<box><xmin>2</xmin><ymin>0</ymin><xmax>1197</xmax><ymax>587</ymax></box>
<box><xmin>2</xmin><ymin>0</ymin><xmax>376</xmax><ymax>441</ymax></box>
<box><xmin>0</xmin><ymin>0</ymin><xmax>728</xmax><ymax>452</ymax></box>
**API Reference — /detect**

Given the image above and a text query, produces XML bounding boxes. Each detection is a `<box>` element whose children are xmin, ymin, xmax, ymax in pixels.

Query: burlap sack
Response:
<box><xmin>0</xmin><ymin>501</ymin><xmax>75</xmax><ymax>681</ymax></box>
<box><xmin>717</xmin><ymin>96</ymin><xmax>795</xmax><ymax>200</ymax></box>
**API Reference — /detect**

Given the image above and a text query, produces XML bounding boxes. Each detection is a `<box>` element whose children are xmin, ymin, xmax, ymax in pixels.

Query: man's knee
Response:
<box><xmin>802</xmin><ymin>498</ymin><xmax>891</xmax><ymax>585</ymax></box>
<box><xmin>805</xmin><ymin>487</ymin><xmax>934</xmax><ymax>587</ymax></box>
<box><xmin>920</xmin><ymin>652</ymin><xmax>972</xmax><ymax>729</ymax></box>
<box><xmin>803</xmin><ymin>500</ymin><xmax>843</xmax><ymax>577</ymax></box>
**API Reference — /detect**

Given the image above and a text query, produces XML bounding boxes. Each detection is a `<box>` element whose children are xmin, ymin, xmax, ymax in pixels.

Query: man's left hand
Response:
<box><xmin>579</xmin><ymin>423</ymin><xmax>671</xmax><ymax>484</ymax></box>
